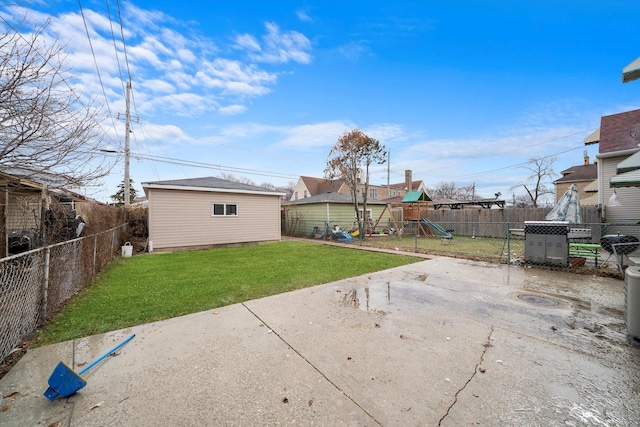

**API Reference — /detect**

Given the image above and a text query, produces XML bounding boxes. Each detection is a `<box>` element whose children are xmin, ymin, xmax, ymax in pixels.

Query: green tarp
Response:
<box><xmin>402</xmin><ymin>190</ymin><xmax>432</xmax><ymax>203</ymax></box>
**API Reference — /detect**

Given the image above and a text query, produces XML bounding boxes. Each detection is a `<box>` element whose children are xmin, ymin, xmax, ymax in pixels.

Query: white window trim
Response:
<box><xmin>211</xmin><ymin>203</ymin><xmax>238</xmax><ymax>217</ymax></box>
<box><xmin>356</xmin><ymin>208</ymin><xmax>373</xmax><ymax>220</ymax></box>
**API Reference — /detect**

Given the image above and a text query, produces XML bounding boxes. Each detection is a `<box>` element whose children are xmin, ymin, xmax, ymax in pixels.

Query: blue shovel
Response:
<box><xmin>44</xmin><ymin>334</ymin><xmax>135</xmax><ymax>401</ymax></box>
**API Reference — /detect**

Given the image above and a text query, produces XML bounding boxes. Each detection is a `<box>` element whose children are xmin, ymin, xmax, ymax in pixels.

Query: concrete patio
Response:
<box><xmin>1</xmin><ymin>255</ymin><xmax>639</xmax><ymax>426</ymax></box>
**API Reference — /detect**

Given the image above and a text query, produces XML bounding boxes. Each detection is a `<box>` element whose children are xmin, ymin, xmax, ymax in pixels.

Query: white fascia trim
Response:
<box><xmin>142</xmin><ymin>183</ymin><xmax>286</xmax><ymax>196</ymax></box>
<box><xmin>595</xmin><ymin>147</ymin><xmax>640</xmax><ymax>160</ymax></box>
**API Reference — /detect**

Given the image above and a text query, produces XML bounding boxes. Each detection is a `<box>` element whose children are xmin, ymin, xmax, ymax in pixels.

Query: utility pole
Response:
<box><xmin>124</xmin><ymin>81</ymin><xmax>131</xmax><ymax>207</ymax></box>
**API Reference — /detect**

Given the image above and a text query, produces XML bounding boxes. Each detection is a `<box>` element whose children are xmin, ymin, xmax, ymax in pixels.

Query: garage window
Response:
<box><xmin>211</xmin><ymin>203</ymin><xmax>238</xmax><ymax>216</ymax></box>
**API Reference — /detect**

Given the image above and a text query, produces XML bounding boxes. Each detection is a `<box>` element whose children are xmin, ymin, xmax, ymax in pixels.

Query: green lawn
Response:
<box><xmin>36</xmin><ymin>240</ymin><xmax>421</xmax><ymax>346</ymax></box>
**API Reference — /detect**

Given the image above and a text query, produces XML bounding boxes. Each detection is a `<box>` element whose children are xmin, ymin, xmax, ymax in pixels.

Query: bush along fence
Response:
<box><xmin>0</xmin><ymin>224</ymin><xmax>127</xmax><ymax>365</ymax></box>
<box><xmin>283</xmin><ymin>218</ymin><xmax>640</xmax><ymax>271</ymax></box>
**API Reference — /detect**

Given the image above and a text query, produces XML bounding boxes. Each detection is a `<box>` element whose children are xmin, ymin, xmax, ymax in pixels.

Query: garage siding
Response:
<box><xmin>148</xmin><ymin>188</ymin><xmax>281</xmax><ymax>249</ymax></box>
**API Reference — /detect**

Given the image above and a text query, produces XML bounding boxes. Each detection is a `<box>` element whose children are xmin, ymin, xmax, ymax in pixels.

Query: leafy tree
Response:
<box><xmin>111</xmin><ymin>179</ymin><xmax>137</xmax><ymax>205</ymax></box>
<box><xmin>0</xmin><ymin>12</ymin><xmax>109</xmax><ymax>187</ymax></box>
<box><xmin>510</xmin><ymin>156</ymin><xmax>557</xmax><ymax>208</ymax></box>
<box><xmin>325</xmin><ymin>129</ymin><xmax>386</xmax><ymax>236</ymax></box>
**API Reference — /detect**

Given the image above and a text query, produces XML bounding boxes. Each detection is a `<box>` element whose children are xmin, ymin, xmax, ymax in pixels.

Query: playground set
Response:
<box><xmin>308</xmin><ymin>190</ymin><xmax>453</xmax><ymax>241</ymax></box>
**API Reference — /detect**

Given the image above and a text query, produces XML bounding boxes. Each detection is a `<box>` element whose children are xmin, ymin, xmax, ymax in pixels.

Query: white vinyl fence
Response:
<box><xmin>0</xmin><ymin>224</ymin><xmax>127</xmax><ymax>364</ymax></box>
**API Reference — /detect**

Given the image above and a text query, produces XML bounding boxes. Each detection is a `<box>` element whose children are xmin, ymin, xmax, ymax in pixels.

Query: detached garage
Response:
<box><xmin>142</xmin><ymin>177</ymin><xmax>285</xmax><ymax>252</ymax></box>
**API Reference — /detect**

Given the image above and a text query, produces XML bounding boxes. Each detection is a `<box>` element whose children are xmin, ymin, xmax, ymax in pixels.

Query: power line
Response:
<box><xmin>440</xmin><ymin>142</ymin><xmax>588</xmax><ymax>180</ymax></box>
<box><xmin>105</xmin><ymin>0</ymin><xmax>127</xmax><ymax>100</ymax></box>
<box><xmin>97</xmin><ymin>150</ymin><xmax>300</xmax><ymax>180</ymax></box>
<box><xmin>77</xmin><ymin>0</ymin><xmax>118</xmax><ymax>134</ymax></box>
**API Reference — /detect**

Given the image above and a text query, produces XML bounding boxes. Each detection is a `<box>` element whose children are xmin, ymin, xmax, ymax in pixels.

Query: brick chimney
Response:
<box><xmin>584</xmin><ymin>150</ymin><xmax>590</xmax><ymax>165</ymax></box>
<box><xmin>405</xmin><ymin>170</ymin><xmax>412</xmax><ymax>191</ymax></box>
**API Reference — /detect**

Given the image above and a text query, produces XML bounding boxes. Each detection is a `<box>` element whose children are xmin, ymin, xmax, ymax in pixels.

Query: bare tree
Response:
<box><xmin>510</xmin><ymin>156</ymin><xmax>557</xmax><ymax>208</ymax></box>
<box><xmin>428</xmin><ymin>181</ymin><xmax>478</xmax><ymax>200</ymax></box>
<box><xmin>280</xmin><ymin>180</ymin><xmax>296</xmax><ymax>201</ymax></box>
<box><xmin>511</xmin><ymin>192</ymin><xmax>533</xmax><ymax>208</ymax></box>
<box><xmin>259</xmin><ymin>181</ymin><xmax>277</xmax><ymax>190</ymax></box>
<box><xmin>325</xmin><ymin>129</ymin><xmax>386</xmax><ymax>236</ymax></box>
<box><xmin>218</xmin><ymin>172</ymin><xmax>256</xmax><ymax>186</ymax></box>
<box><xmin>0</xmin><ymin>13</ymin><xmax>110</xmax><ymax>187</ymax></box>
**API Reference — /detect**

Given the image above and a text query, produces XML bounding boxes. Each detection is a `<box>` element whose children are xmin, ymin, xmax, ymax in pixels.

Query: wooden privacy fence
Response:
<box><xmin>425</xmin><ymin>207</ymin><xmax>602</xmax><ymax>238</ymax></box>
<box><xmin>427</xmin><ymin>206</ymin><xmax>601</xmax><ymax>224</ymax></box>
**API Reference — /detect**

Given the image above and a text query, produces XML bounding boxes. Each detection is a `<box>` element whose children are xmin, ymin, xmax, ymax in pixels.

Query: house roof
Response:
<box><xmin>553</xmin><ymin>164</ymin><xmax>598</xmax><ymax>184</ymax></box>
<box><xmin>622</xmin><ymin>55</ymin><xmax>640</xmax><ymax>83</ymax></box>
<box><xmin>599</xmin><ymin>108</ymin><xmax>640</xmax><ymax>154</ymax></box>
<box><xmin>584</xmin><ymin>128</ymin><xmax>600</xmax><ymax>145</ymax></box>
<box><xmin>616</xmin><ymin>150</ymin><xmax>640</xmax><ymax>173</ymax></box>
<box><xmin>300</xmin><ymin>176</ymin><xmax>344</xmax><ymax>196</ymax></box>
<box><xmin>583</xmin><ymin>180</ymin><xmax>598</xmax><ymax>193</ymax></box>
<box><xmin>283</xmin><ymin>192</ymin><xmax>387</xmax><ymax>206</ymax></box>
<box><xmin>389</xmin><ymin>180</ymin><xmax>424</xmax><ymax>190</ymax></box>
<box><xmin>402</xmin><ymin>190</ymin><xmax>432</xmax><ymax>203</ymax></box>
<box><xmin>610</xmin><ymin>168</ymin><xmax>640</xmax><ymax>188</ymax></box>
<box><xmin>142</xmin><ymin>177</ymin><xmax>285</xmax><ymax>196</ymax></box>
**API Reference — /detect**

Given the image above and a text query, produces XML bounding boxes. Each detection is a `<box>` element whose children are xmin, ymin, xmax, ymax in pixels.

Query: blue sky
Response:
<box><xmin>6</xmin><ymin>1</ymin><xmax>640</xmax><ymax>203</ymax></box>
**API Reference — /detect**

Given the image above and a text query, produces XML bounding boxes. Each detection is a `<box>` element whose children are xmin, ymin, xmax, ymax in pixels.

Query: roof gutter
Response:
<box><xmin>595</xmin><ymin>146</ymin><xmax>640</xmax><ymax>160</ymax></box>
<box><xmin>142</xmin><ymin>183</ymin><xmax>286</xmax><ymax>196</ymax></box>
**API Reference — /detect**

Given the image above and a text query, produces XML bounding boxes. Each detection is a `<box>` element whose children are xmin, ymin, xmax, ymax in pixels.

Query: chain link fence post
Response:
<box><xmin>41</xmin><ymin>247</ymin><xmax>50</xmax><ymax>322</ymax></box>
<box><xmin>506</xmin><ymin>222</ymin><xmax>511</xmax><ymax>263</ymax></box>
<box><xmin>93</xmin><ymin>234</ymin><xmax>98</xmax><ymax>276</ymax></box>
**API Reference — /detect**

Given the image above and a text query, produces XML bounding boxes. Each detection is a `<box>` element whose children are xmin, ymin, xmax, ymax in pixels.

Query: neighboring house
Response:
<box><xmin>587</xmin><ymin>108</ymin><xmax>640</xmax><ymax>222</ymax></box>
<box><xmin>290</xmin><ymin>170</ymin><xmax>424</xmax><ymax>202</ymax></box>
<box><xmin>0</xmin><ymin>170</ymin><xmax>89</xmax><ymax>257</ymax></box>
<box><xmin>283</xmin><ymin>192</ymin><xmax>390</xmax><ymax>237</ymax></box>
<box><xmin>142</xmin><ymin>177</ymin><xmax>285</xmax><ymax>252</ymax></box>
<box><xmin>291</xmin><ymin>176</ymin><xmax>344</xmax><ymax>201</ymax></box>
<box><xmin>553</xmin><ymin>152</ymin><xmax>598</xmax><ymax>205</ymax></box>
<box><xmin>581</xmin><ymin>180</ymin><xmax>599</xmax><ymax>206</ymax></box>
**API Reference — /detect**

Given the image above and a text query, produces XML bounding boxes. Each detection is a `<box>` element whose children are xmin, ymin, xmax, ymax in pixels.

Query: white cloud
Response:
<box><xmin>11</xmin><ymin>3</ymin><xmax>312</xmax><ymax>120</ymax></box>
<box><xmin>239</xmin><ymin>22</ymin><xmax>312</xmax><ymax>64</ymax></box>
<box><xmin>296</xmin><ymin>10</ymin><xmax>312</xmax><ymax>22</ymax></box>
<box><xmin>277</xmin><ymin>121</ymin><xmax>355</xmax><ymax>149</ymax></box>
<box><xmin>218</xmin><ymin>104</ymin><xmax>247</xmax><ymax>115</ymax></box>
<box><xmin>337</xmin><ymin>41</ymin><xmax>372</xmax><ymax>61</ymax></box>
<box><xmin>137</xmin><ymin>123</ymin><xmax>191</xmax><ymax>143</ymax></box>
<box><xmin>140</xmin><ymin>79</ymin><xmax>176</xmax><ymax>94</ymax></box>
<box><xmin>234</xmin><ymin>34</ymin><xmax>261</xmax><ymax>52</ymax></box>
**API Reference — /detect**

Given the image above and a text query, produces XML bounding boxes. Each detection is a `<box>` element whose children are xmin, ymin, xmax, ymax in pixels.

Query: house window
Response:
<box><xmin>356</xmin><ymin>209</ymin><xmax>372</xmax><ymax>220</ymax></box>
<box><xmin>304</xmin><ymin>190</ymin><xmax>307</xmax><ymax>198</ymax></box>
<box><xmin>294</xmin><ymin>191</ymin><xmax>298</xmax><ymax>200</ymax></box>
<box><xmin>370</xmin><ymin>188</ymin><xmax>377</xmax><ymax>200</ymax></box>
<box><xmin>211</xmin><ymin>203</ymin><xmax>238</xmax><ymax>216</ymax></box>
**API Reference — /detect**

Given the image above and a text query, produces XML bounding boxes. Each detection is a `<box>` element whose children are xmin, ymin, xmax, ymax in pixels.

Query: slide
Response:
<box><xmin>421</xmin><ymin>218</ymin><xmax>453</xmax><ymax>239</ymax></box>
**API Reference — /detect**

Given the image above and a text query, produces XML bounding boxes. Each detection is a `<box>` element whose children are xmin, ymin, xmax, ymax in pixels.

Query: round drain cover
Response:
<box><xmin>518</xmin><ymin>294</ymin><xmax>559</xmax><ymax>306</ymax></box>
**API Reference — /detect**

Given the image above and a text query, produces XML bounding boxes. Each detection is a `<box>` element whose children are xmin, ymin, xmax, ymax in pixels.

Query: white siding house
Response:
<box><xmin>591</xmin><ymin>109</ymin><xmax>640</xmax><ymax>223</ymax></box>
<box><xmin>143</xmin><ymin>177</ymin><xmax>285</xmax><ymax>251</ymax></box>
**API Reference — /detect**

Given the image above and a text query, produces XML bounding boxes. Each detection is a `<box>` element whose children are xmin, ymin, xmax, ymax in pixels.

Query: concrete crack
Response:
<box><xmin>242</xmin><ymin>303</ymin><xmax>383</xmax><ymax>426</ymax></box>
<box><xmin>438</xmin><ymin>325</ymin><xmax>494</xmax><ymax>426</ymax></box>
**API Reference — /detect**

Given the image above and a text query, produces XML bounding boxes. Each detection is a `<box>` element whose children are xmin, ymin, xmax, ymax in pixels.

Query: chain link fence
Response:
<box><xmin>0</xmin><ymin>224</ymin><xmax>126</xmax><ymax>364</ymax></box>
<box><xmin>284</xmin><ymin>218</ymin><xmax>640</xmax><ymax>271</ymax></box>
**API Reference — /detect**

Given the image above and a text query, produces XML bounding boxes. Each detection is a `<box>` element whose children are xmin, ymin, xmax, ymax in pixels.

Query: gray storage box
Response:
<box><xmin>524</xmin><ymin>221</ymin><xmax>569</xmax><ymax>266</ymax></box>
<box><xmin>625</xmin><ymin>266</ymin><xmax>640</xmax><ymax>348</ymax></box>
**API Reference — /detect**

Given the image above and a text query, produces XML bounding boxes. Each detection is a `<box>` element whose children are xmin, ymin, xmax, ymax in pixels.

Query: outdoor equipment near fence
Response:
<box><xmin>626</xmin><ymin>267</ymin><xmax>640</xmax><ymax>348</ymax></box>
<box><xmin>524</xmin><ymin>221</ymin><xmax>569</xmax><ymax>267</ymax></box>
<box><xmin>44</xmin><ymin>334</ymin><xmax>135</xmax><ymax>400</ymax></box>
